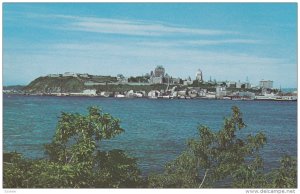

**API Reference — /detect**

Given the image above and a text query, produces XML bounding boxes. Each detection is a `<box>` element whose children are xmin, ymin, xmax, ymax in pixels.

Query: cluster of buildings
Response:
<box><xmin>148</xmin><ymin>66</ymin><xmax>203</xmax><ymax>85</ymax></box>
<box><xmin>45</xmin><ymin>86</ymin><xmax>297</xmax><ymax>101</ymax></box>
<box><xmin>46</xmin><ymin>67</ymin><xmax>273</xmax><ymax>91</ymax></box>
<box><xmin>40</xmin><ymin>66</ymin><xmax>296</xmax><ymax>101</ymax></box>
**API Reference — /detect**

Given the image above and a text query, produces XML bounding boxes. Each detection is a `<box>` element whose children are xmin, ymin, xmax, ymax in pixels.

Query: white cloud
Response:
<box><xmin>21</xmin><ymin>13</ymin><xmax>236</xmax><ymax>37</ymax></box>
<box><xmin>184</xmin><ymin>39</ymin><xmax>262</xmax><ymax>46</ymax></box>
<box><xmin>66</xmin><ymin>19</ymin><xmax>232</xmax><ymax>36</ymax></box>
<box><xmin>136</xmin><ymin>39</ymin><xmax>262</xmax><ymax>48</ymax></box>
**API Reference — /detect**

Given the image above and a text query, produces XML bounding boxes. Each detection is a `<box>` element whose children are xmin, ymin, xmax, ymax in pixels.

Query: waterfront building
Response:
<box><xmin>100</xmin><ymin>91</ymin><xmax>113</xmax><ymax>97</ymax></box>
<box><xmin>216</xmin><ymin>86</ymin><xmax>227</xmax><ymax>98</ymax></box>
<box><xmin>178</xmin><ymin>90</ymin><xmax>187</xmax><ymax>96</ymax></box>
<box><xmin>198</xmin><ymin>89</ymin><xmax>207</xmax><ymax>97</ymax></box>
<box><xmin>195</xmin><ymin>69</ymin><xmax>203</xmax><ymax>82</ymax></box>
<box><xmin>205</xmin><ymin>92</ymin><xmax>216</xmax><ymax>99</ymax></box>
<box><xmin>83</xmin><ymin>89</ymin><xmax>97</xmax><ymax>96</ymax></box>
<box><xmin>137</xmin><ymin>91</ymin><xmax>146</xmax><ymax>96</ymax></box>
<box><xmin>148</xmin><ymin>90</ymin><xmax>161</xmax><ymax>98</ymax></box>
<box><xmin>259</xmin><ymin>80</ymin><xmax>273</xmax><ymax>89</ymax></box>
<box><xmin>135</xmin><ymin>93</ymin><xmax>143</xmax><ymax>98</ymax></box>
<box><xmin>171</xmin><ymin>91</ymin><xmax>178</xmax><ymax>98</ymax></box>
<box><xmin>125</xmin><ymin>90</ymin><xmax>135</xmax><ymax>98</ymax></box>
<box><xmin>125</xmin><ymin>90</ymin><xmax>144</xmax><ymax>98</ymax></box>
<box><xmin>188</xmin><ymin>89</ymin><xmax>198</xmax><ymax>98</ymax></box>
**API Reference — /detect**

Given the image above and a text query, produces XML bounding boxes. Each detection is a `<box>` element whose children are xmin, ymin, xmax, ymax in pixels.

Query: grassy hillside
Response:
<box><xmin>93</xmin><ymin>84</ymin><xmax>169</xmax><ymax>93</ymax></box>
<box><xmin>24</xmin><ymin>76</ymin><xmax>85</xmax><ymax>93</ymax></box>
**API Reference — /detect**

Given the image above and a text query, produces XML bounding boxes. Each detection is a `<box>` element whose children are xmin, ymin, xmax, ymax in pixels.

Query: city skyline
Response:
<box><xmin>3</xmin><ymin>3</ymin><xmax>297</xmax><ymax>88</ymax></box>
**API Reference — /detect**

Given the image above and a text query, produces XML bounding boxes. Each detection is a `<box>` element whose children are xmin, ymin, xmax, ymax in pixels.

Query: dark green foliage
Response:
<box><xmin>233</xmin><ymin>156</ymin><xmax>268</xmax><ymax>188</ymax></box>
<box><xmin>268</xmin><ymin>155</ymin><xmax>297</xmax><ymax>188</ymax></box>
<box><xmin>4</xmin><ymin>107</ymin><xmax>142</xmax><ymax>188</ymax></box>
<box><xmin>128</xmin><ymin>76</ymin><xmax>149</xmax><ymax>83</ymax></box>
<box><xmin>3</xmin><ymin>85</ymin><xmax>25</xmax><ymax>91</ymax></box>
<box><xmin>3</xmin><ymin>152</ymin><xmax>29</xmax><ymax>188</ymax></box>
<box><xmin>148</xmin><ymin>106</ymin><xmax>296</xmax><ymax>188</ymax></box>
<box><xmin>89</xmin><ymin>75</ymin><xmax>118</xmax><ymax>83</ymax></box>
<box><xmin>3</xmin><ymin>152</ymin><xmax>22</xmax><ymax>163</ymax></box>
<box><xmin>94</xmin><ymin>84</ymin><xmax>171</xmax><ymax>93</ymax></box>
<box><xmin>94</xmin><ymin>150</ymin><xmax>143</xmax><ymax>188</ymax></box>
<box><xmin>148</xmin><ymin>151</ymin><xmax>199</xmax><ymax>188</ymax></box>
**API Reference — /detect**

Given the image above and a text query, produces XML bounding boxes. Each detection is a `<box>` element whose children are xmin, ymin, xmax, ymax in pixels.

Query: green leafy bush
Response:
<box><xmin>4</xmin><ymin>107</ymin><xmax>142</xmax><ymax>188</ymax></box>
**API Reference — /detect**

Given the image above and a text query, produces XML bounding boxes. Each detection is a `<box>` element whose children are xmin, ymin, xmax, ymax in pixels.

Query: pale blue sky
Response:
<box><xmin>3</xmin><ymin>3</ymin><xmax>297</xmax><ymax>88</ymax></box>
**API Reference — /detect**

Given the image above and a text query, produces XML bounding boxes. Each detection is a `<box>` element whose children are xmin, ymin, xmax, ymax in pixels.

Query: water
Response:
<box><xmin>3</xmin><ymin>94</ymin><xmax>297</xmax><ymax>175</ymax></box>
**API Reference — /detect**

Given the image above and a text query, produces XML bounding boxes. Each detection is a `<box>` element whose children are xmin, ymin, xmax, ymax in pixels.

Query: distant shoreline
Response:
<box><xmin>3</xmin><ymin>93</ymin><xmax>297</xmax><ymax>102</ymax></box>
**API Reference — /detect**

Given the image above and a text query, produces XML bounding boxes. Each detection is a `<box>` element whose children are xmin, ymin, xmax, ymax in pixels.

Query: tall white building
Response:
<box><xmin>259</xmin><ymin>80</ymin><xmax>273</xmax><ymax>89</ymax></box>
<box><xmin>196</xmin><ymin>69</ymin><xmax>203</xmax><ymax>82</ymax></box>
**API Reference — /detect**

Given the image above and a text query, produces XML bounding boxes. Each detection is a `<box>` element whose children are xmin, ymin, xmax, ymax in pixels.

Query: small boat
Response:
<box><xmin>222</xmin><ymin>97</ymin><xmax>231</xmax><ymax>100</ymax></box>
<box><xmin>103</xmin><ymin>94</ymin><xmax>110</xmax><ymax>98</ymax></box>
<box><xmin>115</xmin><ymin>94</ymin><xmax>125</xmax><ymax>98</ymax></box>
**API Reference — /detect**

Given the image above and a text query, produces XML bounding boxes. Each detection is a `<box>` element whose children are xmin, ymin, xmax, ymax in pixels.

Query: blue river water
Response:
<box><xmin>3</xmin><ymin>94</ymin><xmax>297</xmax><ymax>175</ymax></box>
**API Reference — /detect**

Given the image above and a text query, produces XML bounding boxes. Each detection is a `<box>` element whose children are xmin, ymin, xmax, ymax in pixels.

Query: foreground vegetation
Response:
<box><xmin>3</xmin><ymin>106</ymin><xmax>296</xmax><ymax>188</ymax></box>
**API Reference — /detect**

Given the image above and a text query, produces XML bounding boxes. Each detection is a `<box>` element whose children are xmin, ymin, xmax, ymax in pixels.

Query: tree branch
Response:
<box><xmin>68</xmin><ymin>154</ymin><xmax>74</xmax><ymax>164</ymax></box>
<box><xmin>199</xmin><ymin>169</ymin><xmax>209</xmax><ymax>188</ymax></box>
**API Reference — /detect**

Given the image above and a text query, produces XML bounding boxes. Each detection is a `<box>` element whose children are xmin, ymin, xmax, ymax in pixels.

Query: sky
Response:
<box><xmin>3</xmin><ymin>3</ymin><xmax>297</xmax><ymax>88</ymax></box>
